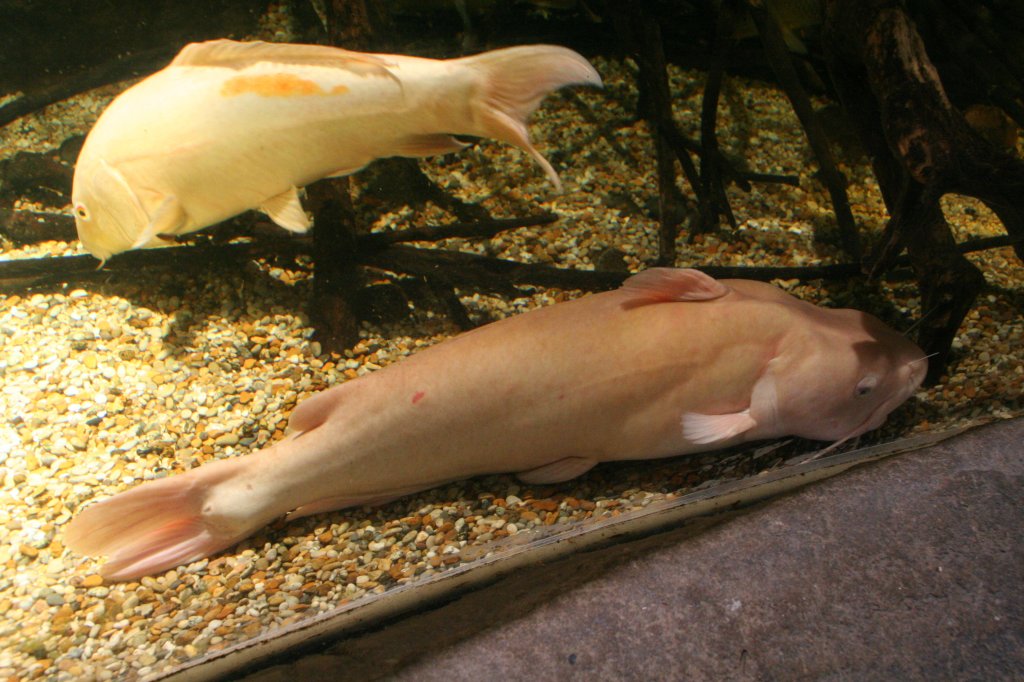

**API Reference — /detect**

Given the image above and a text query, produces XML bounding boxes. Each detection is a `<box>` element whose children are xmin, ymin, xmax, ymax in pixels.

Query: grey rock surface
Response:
<box><xmin>241</xmin><ymin>419</ymin><xmax>1024</xmax><ymax>681</ymax></box>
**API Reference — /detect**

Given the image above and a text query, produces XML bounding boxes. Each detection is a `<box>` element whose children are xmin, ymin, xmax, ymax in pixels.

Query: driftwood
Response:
<box><xmin>743</xmin><ymin>0</ymin><xmax>861</xmax><ymax>260</ymax></box>
<box><xmin>0</xmin><ymin>240</ymin><xmax>845</xmax><ymax>296</ymax></box>
<box><xmin>599</xmin><ymin>1</ymin><xmax>838</xmax><ymax>267</ymax></box>
<box><xmin>0</xmin><ymin>209</ymin><xmax>76</xmax><ymax>244</ymax></box>
<box><xmin>823</xmin><ymin>0</ymin><xmax>1024</xmax><ymax>383</ymax></box>
<box><xmin>912</xmin><ymin>0</ymin><xmax>1024</xmax><ymax>129</ymax></box>
<box><xmin>304</xmin><ymin>0</ymin><xmax>381</xmax><ymax>351</ymax></box>
<box><xmin>0</xmin><ymin>48</ymin><xmax>177</xmax><ymax>129</ymax></box>
<box><xmin>694</xmin><ymin>0</ymin><xmax>807</xmax><ymax>226</ymax></box>
<box><xmin>700</xmin><ymin>0</ymin><xmax>743</xmax><ymax>233</ymax></box>
<box><xmin>361</xmin><ymin>213</ymin><xmax>558</xmax><ymax>248</ymax></box>
<box><xmin>359</xmin><ymin>157</ymin><xmax>492</xmax><ymax>223</ymax></box>
<box><xmin>304</xmin><ymin>180</ymin><xmax>363</xmax><ymax>350</ymax></box>
<box><xmin>0</xmin><ymin>0</ymin><xmax>264</xmax><ymax>105</ymax></box>
<box><xmin>604</xmin><ymin>5</ymin><xmax>692</xmax><ymax>266</ymax></box>
<box><xmin>4</xmin><ymin>213</ymin><xmax>1017</xmax><ymax>296</ymax></box>
<box><xmin>0</xmin><ymin>213</ymin><xmax>559</xmax><ymax>291</ymax></box>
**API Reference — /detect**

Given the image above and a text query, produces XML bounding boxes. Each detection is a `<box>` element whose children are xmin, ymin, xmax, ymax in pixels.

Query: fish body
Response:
<box><xmin>65</xmin><ymin>269</ymin><xmax>927</xmax><ymax>580</ymax></box>
<box><xmin>71</xmin><ymin>40</ymin><xmax>601</xmax><ymax>261</ymax></box>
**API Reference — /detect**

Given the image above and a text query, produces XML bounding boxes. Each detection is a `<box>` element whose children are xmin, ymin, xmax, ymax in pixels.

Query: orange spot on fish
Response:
<box><xmin>330</xmin><ymin>84</ymin><xmax>350</xmax><ymax>94</ymax></box>
<box><xmin>412</xmin><ymin>391</ymin><xmax>426</xmax><ymax>405</ymax></box>
<box><xmin>221</xmin><ymin>74</ymin><xmax>325</xmax><ymax>98</ymax></box>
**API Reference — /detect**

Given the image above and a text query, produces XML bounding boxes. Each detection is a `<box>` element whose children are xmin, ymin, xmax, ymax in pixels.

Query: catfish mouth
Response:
<box><xmin>811</xmin><ymin>402</ymin><xmax>897</xmax><ymax>460</ymax></box>
<box><xmin>817</xmin><ymin>365</ymin><xmax>925</xmax><ymax>457</ymax></box>
<box><xmin>845</xmin><ymin>398</ymin><xmax>900</xmax><ymax>442</ymax></box>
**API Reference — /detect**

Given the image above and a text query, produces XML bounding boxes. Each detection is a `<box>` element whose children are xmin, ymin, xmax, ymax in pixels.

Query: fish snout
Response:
<box><xmin>72</xmin><ymin>192</ymin><xmax>146</xmax><ymax>261</ymax></box>
<box><xmin>72</xmin><ymin>158</ymin><xmax>150</xmax><ymax>260</ymax></box>
<box><xmin>855</xmin><ymin>366</ymin><xmax>926</xmax><ymax>438</ymax></box>
<box><xmin>75</xmin><ymin>218</ymin><xmax>115</xmax><ymax>262</ymax></box>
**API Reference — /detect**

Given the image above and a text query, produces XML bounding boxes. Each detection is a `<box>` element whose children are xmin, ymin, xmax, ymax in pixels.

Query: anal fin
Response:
<box><xmin>517</xmin><ymin>456</ymin><xmax>596</xmax><ymax>484</ymax></box>
<box><xmin>288</xmin><ymin>493</ymin><xmax>399</xmax><ymax>520</ymax></box>
<box><xmin>326</xmin><ymin>163</ymin><xmax>369</xmax><ymax>178</ymax></box>
<box><xmin>394</xmin><ymin>133</ymin><xmax>471</xmax><ymax>158</ymax></box>
<box><xmin>260</xmin><ymin>186</ymin><xmax>311</xmax><ymax>233</ymax></box>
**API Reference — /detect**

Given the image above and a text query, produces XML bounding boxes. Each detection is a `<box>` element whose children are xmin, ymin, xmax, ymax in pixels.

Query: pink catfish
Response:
<box><xmin>65</xmin><ymin>269</ymin><xmax>927</xmax><ymax>580</ymax></box>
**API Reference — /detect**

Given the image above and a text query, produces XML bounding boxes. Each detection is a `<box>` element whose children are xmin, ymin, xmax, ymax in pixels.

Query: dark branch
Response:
<box><xmin>3</xmin><ymin>220</ymin><xmax>1017</xmax><ymax>294</ymax></box>
<box><xmin>746</xmin><ymin>0</ymin><xmax>861</xmax><ymax>259</ymax></box>
<box><xmin>0</xmin><ymin>47</ymin><xmax>174</xmax><ymax>128</ymax></box>
<box><xmin>360</xmin><ymin>213</ymin><xmax>559</xmax><ymax>249</ymax></box>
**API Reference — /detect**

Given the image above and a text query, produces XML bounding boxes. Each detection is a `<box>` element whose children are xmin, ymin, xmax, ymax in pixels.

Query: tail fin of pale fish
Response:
<box><xmin>459</xmin><ymin>45</ymin><xmax>602</xmax><ymax>192</ymax></box>
<box><xmin>64</xmin><ymin>457</ymin><xmax>259</xmax><ymax>581</ymax></box>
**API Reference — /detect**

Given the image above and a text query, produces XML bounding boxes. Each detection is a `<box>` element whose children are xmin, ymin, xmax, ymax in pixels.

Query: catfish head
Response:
<box><xmin>71</xmin><ymin>157</ymin><xmax>149</xmax><ymax>264</ymax></box>
<box><xmin>768</xmin><ymin>307</ymin><xmax>927</xmax><ymax>445</ymax></box>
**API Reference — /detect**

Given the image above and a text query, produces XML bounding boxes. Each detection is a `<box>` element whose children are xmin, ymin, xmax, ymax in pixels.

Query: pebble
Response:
<box><xmin>0</xmin><ymin>54</ymin><xmax>1020</xmax><ymax>682</ymax></box>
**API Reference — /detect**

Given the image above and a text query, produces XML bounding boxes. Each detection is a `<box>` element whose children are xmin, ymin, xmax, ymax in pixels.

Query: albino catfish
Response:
<box><xmin>71</xmin><ymin>39</ymin><xmax>601</xmax><ymax>262</ymax></box>
<box><xmin>65</xmin><ymin>269</ymin><xmax>927</xmax><ymax>580</ymax></box>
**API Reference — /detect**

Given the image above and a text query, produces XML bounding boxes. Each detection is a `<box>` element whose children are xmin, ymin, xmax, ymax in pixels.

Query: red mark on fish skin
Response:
<box><xmin>412</xmin><ymin>391</ymin><xmax>426</xmax><ymax>405</ymax></box>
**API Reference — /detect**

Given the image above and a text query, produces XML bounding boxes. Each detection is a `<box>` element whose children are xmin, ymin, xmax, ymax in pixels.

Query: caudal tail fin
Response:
<box><xmin>460</xmin><ymin>45</ymin><xmax>601</xmax><ymax>191</ymax></box>
<box><xmin>64</xmin><ymin>457</ymin><xmax>259</xmax><ymax>581</ymax></box>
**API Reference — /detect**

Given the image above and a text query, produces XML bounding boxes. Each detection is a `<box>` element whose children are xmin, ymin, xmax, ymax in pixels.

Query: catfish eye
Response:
<box><xmin>855</xmin><ymin>376</ymin><xmax>878</xmax><ymax>397</ymax></box>
<box><xmin>74</xmin><ymin>203</ymin><xmax>91</xmax><ymax>220</ymax></box>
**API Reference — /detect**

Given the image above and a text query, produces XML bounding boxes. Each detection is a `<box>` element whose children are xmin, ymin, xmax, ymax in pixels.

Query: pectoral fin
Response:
<box><xmin>130</xmin><ymin>195</ymin><xmax>186</xmax><ymax>249</ymax></box>
<box><xmin>620</xmin><ymin>268</ymin><xmax>730</xmax><ymax>308</ymax></box>
<box><xmin>681</xmin><ymin>410</ymin><xmax>757</xmax><ymax>445</ymax></box>
<box><xmin>287</xmin><ymin>480</ymin><xmax>433</xmax><ymax>520</ymax></box>
<box><xmin>517</xmin><ymin>456</ymin><xmax>596</xmax><ymax>484</ymax></box>
<box><xmin>260</xmin><ymin>186</ymin><xmax>311</xmax><ymax>233</ymax></box>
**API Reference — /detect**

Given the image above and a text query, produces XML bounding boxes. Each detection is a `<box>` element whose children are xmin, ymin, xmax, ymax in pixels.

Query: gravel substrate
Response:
<box><xmin>1</xmin><ymin>47</ymin><xmax>1022</xmax><ymax>681</ymax></box>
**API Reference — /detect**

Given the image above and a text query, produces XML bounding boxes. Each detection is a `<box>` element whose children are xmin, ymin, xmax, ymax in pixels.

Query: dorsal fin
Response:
<box><xmin>169</xmin><ymin>39</ymin><xmax>397</xmax><ymax>81</ymax></box>
<box><xmin>620</xmin><ymin>268</ymin><xmax>730</xmax><ymax>307</ymax></box>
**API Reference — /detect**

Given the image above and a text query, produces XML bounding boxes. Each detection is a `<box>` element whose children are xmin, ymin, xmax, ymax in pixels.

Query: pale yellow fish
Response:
<box><xmin>65</xmin><ymin>268</ymin><xmax>926</xmax><ymax>580</ymax></box>
<box><xmin>71</xmin><ymin>39</ymin><xmax>602</xmax><ymax>262</ymax></box>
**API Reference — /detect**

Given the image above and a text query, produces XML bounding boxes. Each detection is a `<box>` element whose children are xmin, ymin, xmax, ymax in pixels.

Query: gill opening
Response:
<box><xmin>99</xmin><ymin>159</ymin><xmax>149</xmax><ymax>246</ymax></box>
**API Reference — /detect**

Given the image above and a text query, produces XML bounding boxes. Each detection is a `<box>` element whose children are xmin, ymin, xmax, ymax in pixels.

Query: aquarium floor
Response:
<box><xmin>243</xmin><ymin>418</ymin><xmax>1024</xmax><ymax>681</ymax></box>
<box><xmin>2</xmin><ymin>51</ymin><xmax>1022</xmax><ymax>680</ymax></box>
